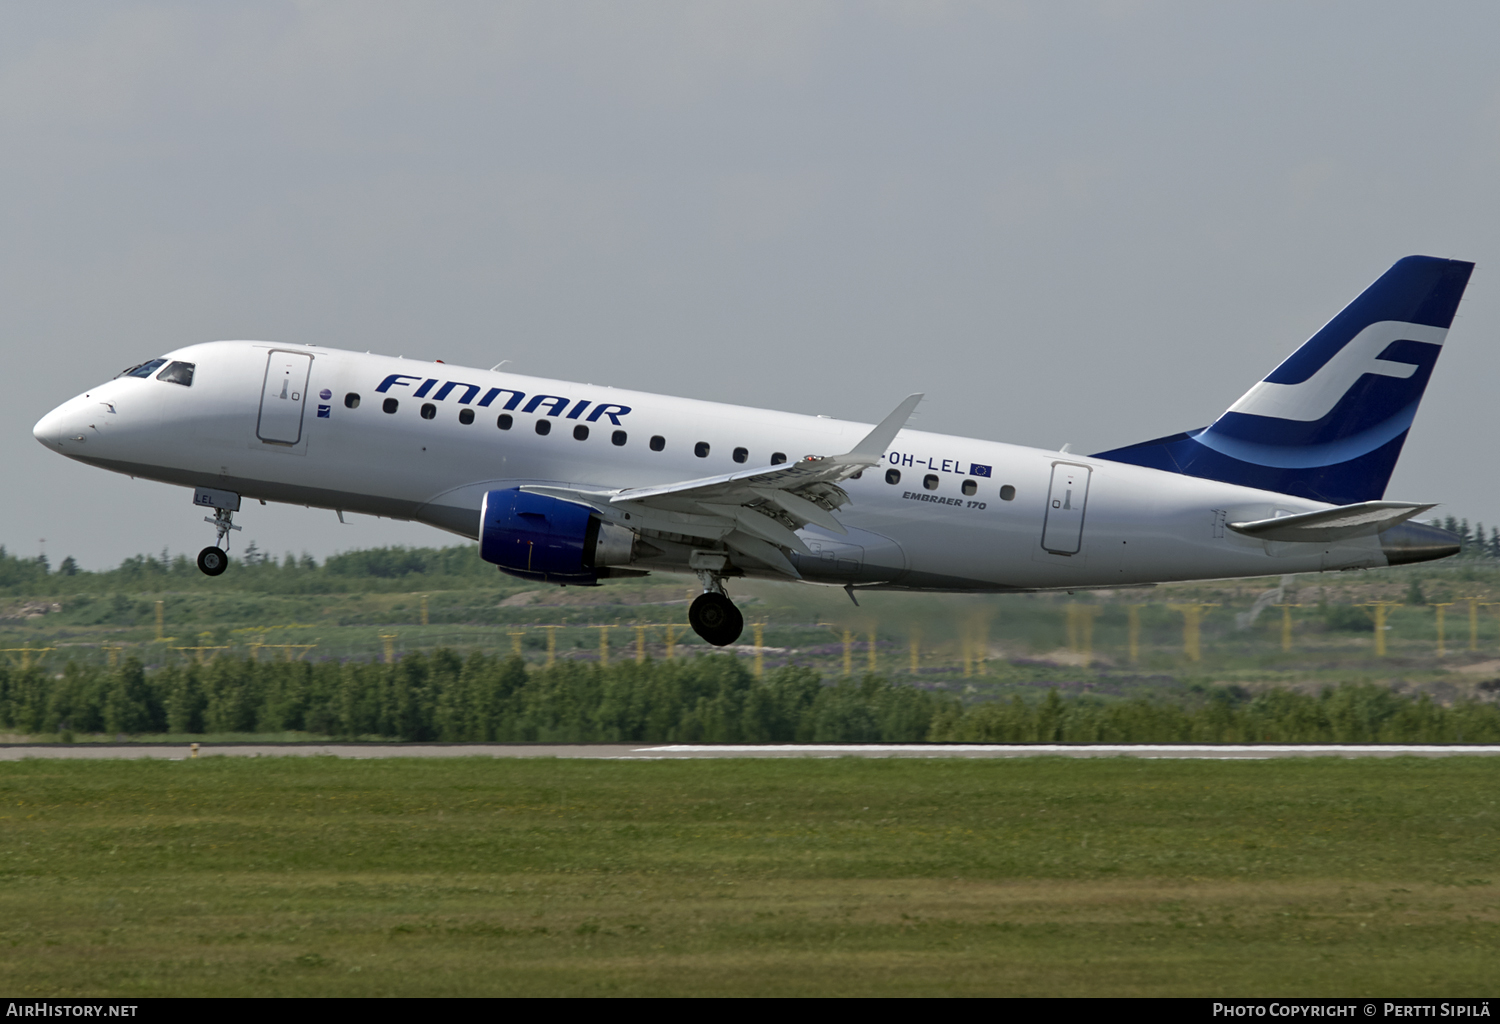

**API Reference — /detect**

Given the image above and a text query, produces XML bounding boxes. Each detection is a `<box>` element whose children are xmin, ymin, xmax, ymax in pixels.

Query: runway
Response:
<box><xmin>3</xmin><ymin>742</ymin><xmax>1500</xmax><ymax>760</ymax></box>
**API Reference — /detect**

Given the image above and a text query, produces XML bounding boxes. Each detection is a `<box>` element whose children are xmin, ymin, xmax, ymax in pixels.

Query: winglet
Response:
<box><xmin>846</xmin><ymin>393</ymin><xmax>922</xmax><ymax>461</ymax></box>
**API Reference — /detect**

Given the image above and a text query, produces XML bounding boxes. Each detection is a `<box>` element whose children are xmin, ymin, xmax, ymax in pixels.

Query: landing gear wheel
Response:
<box><xmin>689</xmin><ymin>592</ymin><xmax>744</xmax><ymax>647</ymax></box>
<box><xmin>197</xmin><ymin>546</ymin><xmax>229</xmax><ymax>577</ymax></box>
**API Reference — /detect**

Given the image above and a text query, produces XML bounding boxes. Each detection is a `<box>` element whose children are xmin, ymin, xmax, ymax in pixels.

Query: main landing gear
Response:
<box><xmin>194</xmin><ymin>487</ymin><xmax>242</xmax><ymax>577</ymax></box>
<box><xmin>688</xmin><ymin>567</ymin><xmax>744</xmax><ymax>647</ymax></box>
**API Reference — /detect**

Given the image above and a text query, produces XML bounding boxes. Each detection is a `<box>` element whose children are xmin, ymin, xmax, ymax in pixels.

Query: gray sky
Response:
<box><xmin>6</xmin><ymin>1</ymin><xmax>1499</xmax><ymax>570</ymax></box>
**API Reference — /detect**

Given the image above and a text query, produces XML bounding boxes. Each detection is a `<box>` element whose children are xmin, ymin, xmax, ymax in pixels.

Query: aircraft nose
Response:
<box><xmin>33</xmin><ymin>405</ymin><xmax>67</xmax><ymax>448</ymax></box>
<box><xmin>33</xmin><ymin>399</ymin><xmax>92</xmax><ymax>452</ymax></box>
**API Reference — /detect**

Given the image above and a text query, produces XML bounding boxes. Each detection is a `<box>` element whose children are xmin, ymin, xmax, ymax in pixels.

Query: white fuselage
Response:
<box><xmin>34</xmin><ymin>341</ymin><xmax>1390</xmax><ymax>590</ymax></box>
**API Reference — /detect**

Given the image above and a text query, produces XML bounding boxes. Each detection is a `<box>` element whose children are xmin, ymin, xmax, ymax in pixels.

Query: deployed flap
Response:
<box><xmin>609</xmin><ymin>392</ymin><xmax>922</xmax><ymax>511</ymax></box>
<box><xmin>521</xmin><ymin>394</ymin><xmax>923</xmax><ymax>580</ymax></box>
<box><xmin>1227</xmin><ymin>501</ymin><xmax>1436</xmax><ymax>543</ymax></box>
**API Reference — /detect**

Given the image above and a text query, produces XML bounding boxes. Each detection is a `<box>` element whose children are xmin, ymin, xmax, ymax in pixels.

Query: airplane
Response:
<box><xmin>32</xmin><ymin>255</ymin><xmax>1473</xmax><ymax>647</ymax></box>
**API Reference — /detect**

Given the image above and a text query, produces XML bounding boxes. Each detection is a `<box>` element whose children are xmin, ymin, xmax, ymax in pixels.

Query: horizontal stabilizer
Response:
<box><xmin>1227</xmin><ymin>500</ymin><xmax>1435</xmax><ymax>543</ymax></box>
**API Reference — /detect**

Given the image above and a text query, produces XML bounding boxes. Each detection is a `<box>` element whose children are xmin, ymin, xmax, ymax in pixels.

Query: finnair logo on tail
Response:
<box><xmin>1227</xmin><ymin>320</ymin><xmax>1446</xmax><ymax>423</ymax></box>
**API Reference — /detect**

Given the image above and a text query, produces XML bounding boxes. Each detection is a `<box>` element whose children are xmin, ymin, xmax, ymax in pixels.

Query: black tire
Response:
<box><xmin>197</xmin><ymin>546</ymin><xmax>228</xmax><ymax>577</ymax></box>
<box><xmin>689</xmin><ymin>592</ymin><xmax>744</xmax><ymax>647</ymax></box>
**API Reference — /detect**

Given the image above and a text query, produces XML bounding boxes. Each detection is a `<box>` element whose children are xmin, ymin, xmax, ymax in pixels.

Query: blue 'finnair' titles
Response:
<box><xmin>30</xmin><ymin>255</ymin><xmax>1476</xmax><ymax>647</ymax></box>
<box><xmin>1094</xmin><ymin>255</ymin><xmax>1474</xmax><ymax>506</ymax></box>
<box><xmin>375</xmin><ymin>373</ymin><xmax>633</xmax><ymax>424</ymax></box>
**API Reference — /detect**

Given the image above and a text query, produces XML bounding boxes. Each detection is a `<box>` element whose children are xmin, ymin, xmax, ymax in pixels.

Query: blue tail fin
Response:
<box><xmin>1093</xmin><ymin>255</ymin><xmax>1474</xmax><ymax>505</ymax></box>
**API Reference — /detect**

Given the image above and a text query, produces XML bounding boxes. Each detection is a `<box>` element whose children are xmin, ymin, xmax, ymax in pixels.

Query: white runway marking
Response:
<box><xmin>2</xmin><ymin>742</ymin><xmax>1499</xmax><ymax>760</ymax></box>
<box><xmin>633</xmin><ymin>743</ymin><xmax>1500</xmax><ymax>758</ymax></box>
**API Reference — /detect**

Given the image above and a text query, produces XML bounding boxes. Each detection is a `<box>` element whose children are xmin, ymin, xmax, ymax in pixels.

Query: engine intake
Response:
<box><xmin>479</xmin><ymin>488</ymin><xmax>637</xmax><ymax>584</ymax></box>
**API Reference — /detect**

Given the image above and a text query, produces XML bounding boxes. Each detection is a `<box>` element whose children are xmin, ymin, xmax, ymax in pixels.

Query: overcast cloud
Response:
<box><xmin>5</xmin><ymin>1</ymin><xmax>1499</xmax><ymax>568</ymax></box>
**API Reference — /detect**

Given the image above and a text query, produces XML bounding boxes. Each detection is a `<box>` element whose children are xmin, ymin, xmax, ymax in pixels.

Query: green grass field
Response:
<box><xmin>1</xmin><ymin>756</ymin><xmax>1497</xmax><ymax>996</ymax></box>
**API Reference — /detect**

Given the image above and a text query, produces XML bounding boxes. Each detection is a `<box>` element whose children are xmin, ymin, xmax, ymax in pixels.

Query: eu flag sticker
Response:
<box><xmin>970</xmin><ymin>463</ymin><xmax>992</xmax><ymax>477</ymax></box>
<box><xmin>317</xmin><ymin>404</ymin><xmax>331</xmax><ymax>419</ymax></box>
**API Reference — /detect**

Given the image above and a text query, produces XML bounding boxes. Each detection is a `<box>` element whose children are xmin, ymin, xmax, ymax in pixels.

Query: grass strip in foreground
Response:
<box><xmin>0</xmin><ymin>756</ymin><xmax>1495</xmax><ymax>996</ymax></box>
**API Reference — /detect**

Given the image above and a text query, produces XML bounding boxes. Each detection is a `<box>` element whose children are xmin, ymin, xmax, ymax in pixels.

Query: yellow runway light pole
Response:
<box><xmin>1465</xmin><ymin>599</ymin><xmax>1500</xmax><ymax>652</ymax></box>
<box><xmin>1066</xmin><ymin>605</ymin><xmax>1098</xmax><ymax>667</ymax></box>
<box><xmin>754</xmin><ymin>622</ymin><xmax>765</xmax><ymax>677</ymax></box>
<box><xmin>868</xmin><ymin>630</ymin><xmax>877</xmax><ymax>675</ymax></box>
<box><xmin>665</xmin><ymin>622</ymin><xmax>677</xmax><ymax>660</ymax></box>
<box><xmin>1167</xmin><ymin>604</ymin><xmax>1219</xmax><ymax>662</ymax></box>
<box><xmin>636</xmin><ymin>625</ymin><xmax>648</xmax><ymax>664</ymax></box>
<box><xmin>1431</xmin><ymin>602</ymin><xmax>1456</xmax><ymax>658</ymax></box>
<box><xmin>1273</xmin><ymin>603</ymin><xmax>1306</xmax><ymax>653</ymax></box>
<box><xmin>380</xmin><ymin>633</ymin><xmax>397</xmax><ymax>664</ymax></box>
<box><xmin>596</xmin><ymin>625</ymin><xmax>610</xmax><ymax>667</ymax></box>
<box><xmin>1</xmin><ymin>645</ymin><xmax>56</xmax><ymax>671</ymax></box>
<box><xmin>508</xmin><ymin>631</ymin><xmax>525</xmax><ymax>659</ymax></box>
<box><xmin>546</xmin><ymin>626</ymin><xmax>558</xmax><ymax>667</ymax></box>
<box><xmin>843</xmin><ymin>630</ymin><xmax>853</xmax><ymax>677</ymax></box>
<box><xmin>909</xmin><ymin>630</ymin><xmax>920</xmax><ymax>675</ymax></box>
<box><xmin>1359</xmin><ymin>602</ymin><xmax>1402</xmax><ymax>657</ymax></box>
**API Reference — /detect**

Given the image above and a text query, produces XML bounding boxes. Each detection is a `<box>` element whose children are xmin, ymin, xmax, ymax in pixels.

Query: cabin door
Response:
<box><xmin>256</xmin><ymin>351</ymin><xmax>312</xmax><ymax>445</ymax></box>
<box><xmin>1041</xmin><ymin>462</ymin><xmax>1092</xmax><ymax>555</ymax></box>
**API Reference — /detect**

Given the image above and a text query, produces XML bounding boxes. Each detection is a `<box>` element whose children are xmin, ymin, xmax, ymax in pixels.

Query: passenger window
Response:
<box><xmin>573</xmin><ymin>424</ymin><xmax>589</xmax><ymax>441</ymax></box>
<box><xmin>961</xmin><ymin>479</ymin><xmax>977</xmax><ymax>496</ymax></box>
<box><xmin>771</xmin><ymin>452</ymin><xmax>786</xmax><ymax>465</ymax></box>
<box><xmin>497</xmin><ymin>414</ymin><xmax>513</xmax><ymax>430</ymax></box>
<box><xmin>612</xmin><ymin>430</ymin><xmax>627</xmax><ymax>446</ymax></box>
<box><xmin>1000</xmin><ymin>485</ymin><xmax>1016</xmax><ymax>501</ymax></box>
<box><xmin>535</xmin><ymin>419</ymin><xmax>551</xmax><ymax>435</ymax></box>
<box><xmin>732</xmin><ymin>447</ymin><xmax>748</xmax><ymax>464</ymax></box>
<box><xmin>156</xmin><ymin>361</ymin><xmax>195</xmax><ymax>386</ymax></box>
<box><xmin>923</xmin><ymin>474</ymin><xmax>939</xmax><ymax>491</ymax></box>
<box><xmin>383</xmin><ymin>398</ymin><xmax>399</xmax><ymax>414</ymax></box>
<box><xmin>420</xmin><ymin>403</ymin><xmax>436</xmax><ymax>420</ymax></box>
<box><xmin>650</xmin><ymin>435</ymin><xmax>665</xmax><ymax>452</ymax></box>
<box><xmin>459</xmin><ymin>408</ymin><xmax>475</xmax><ymax>425</ymax></box>
<box><xmin>344</xmin><ymin>393</ymin><xmax>360</xmax><ymax>409</ymax></box>
<box><xmin>885</xmin><ymin>469</ymin><xmax>901</xmax><ymax>485</ymax></box>
<box><xmin>694</xmin><ymin>442</ymin><xmax>710</xmax><ymax>458</ymax></box>
<box><xmin>119</xmin><ymin>358</ymin><xmax>166</xmax><ymax>379</ymax></box>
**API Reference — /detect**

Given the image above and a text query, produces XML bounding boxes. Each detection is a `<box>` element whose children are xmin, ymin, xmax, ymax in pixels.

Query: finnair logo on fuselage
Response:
<box><xmin>375</xmin><ymin>374</ymin><xmax>632</xmax><ymax>425</ymax></box>
<box><xmin>1226</xmin><ymin>320</ymin><xmax>1446</xmax><ymax>423</ymax></box>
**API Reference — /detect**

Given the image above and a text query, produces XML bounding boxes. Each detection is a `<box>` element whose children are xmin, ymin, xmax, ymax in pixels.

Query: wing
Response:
<box><xmin>522</xmin><ymin>393</ymin><xmax>922</xmax><ymax>579</ymax></box>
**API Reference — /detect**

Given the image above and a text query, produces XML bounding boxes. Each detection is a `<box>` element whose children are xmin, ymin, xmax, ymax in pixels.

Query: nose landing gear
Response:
<box><xmin>193</xmin><ymin>487</ymin><xmax>241</xmax><ymax>577</ymax></box>
<box><xmin>688</xmin><ymin>565</ymin><xmax>744</xmax><ymax>647</ymax></box>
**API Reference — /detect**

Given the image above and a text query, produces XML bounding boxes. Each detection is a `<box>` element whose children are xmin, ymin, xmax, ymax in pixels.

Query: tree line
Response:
<box><xmin>0</xmin><ymin>543</ymin><xmax>496</xmax><ymax>596</ymax></box>
<box><xmin>1</xmin><ymin>653</ymin><xmax>1496</xmax><ymax>744</ymax></box>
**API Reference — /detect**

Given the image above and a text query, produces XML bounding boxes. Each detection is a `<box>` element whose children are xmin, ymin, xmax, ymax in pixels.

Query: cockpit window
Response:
<box><xmin>156</xmin><ymin>361</ymin><xmax>195</xmax><ymax>386</ymax></box>
<box><xmin>118</xmin><ymin>358</ymin><xmax>167</xmax><ymax>379</ymax></box>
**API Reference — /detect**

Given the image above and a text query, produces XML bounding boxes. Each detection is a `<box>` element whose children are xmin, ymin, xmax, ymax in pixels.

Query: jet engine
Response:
<box><xmin>479</xmin><ymin>488</ymin><xmax>638</xmax><ymax>584</ymax></box>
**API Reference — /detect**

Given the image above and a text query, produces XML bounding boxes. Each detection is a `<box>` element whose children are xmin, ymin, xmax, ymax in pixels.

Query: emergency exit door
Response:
<box><xmin>257</xmin><ymin>351</ymin><xmax>312</xmax><ymax>445</ymax></box>
<box><xmin>1041</xmin><ymin>462</ymin><xmax>1092</xmax><ymax>555</ymax></box>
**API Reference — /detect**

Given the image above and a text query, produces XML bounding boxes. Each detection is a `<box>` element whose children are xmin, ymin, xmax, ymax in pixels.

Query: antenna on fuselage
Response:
<box><xmin>490</xmin><ymin>360</ymin><xmax>511</xmax><ymax>372</ymax></box>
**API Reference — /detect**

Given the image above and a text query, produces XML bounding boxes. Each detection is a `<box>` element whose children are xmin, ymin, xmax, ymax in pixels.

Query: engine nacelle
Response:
<box><xmin>478</xmin><ymin>488</ymin><xmax>636</xmax><ymax>584</ymax></box>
